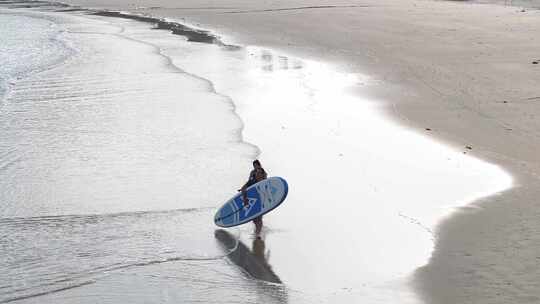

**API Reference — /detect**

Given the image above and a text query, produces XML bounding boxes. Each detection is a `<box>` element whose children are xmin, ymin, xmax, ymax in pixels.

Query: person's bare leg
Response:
<box><xmin>254</xmin><ymin>216</ymin><xmax>263</xmax><ymax>235</ymax></box>
<box><xmin>242</xmin><ymin>190</ymin><xmax>249</xmax><ymax>207</ymax></box>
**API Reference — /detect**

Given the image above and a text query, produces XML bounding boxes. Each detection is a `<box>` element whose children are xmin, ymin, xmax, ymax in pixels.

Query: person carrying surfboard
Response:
<box><xmin>239</xmin><ymin>159</ymin><xmax>267</xmax><ymax>234</ymax></box>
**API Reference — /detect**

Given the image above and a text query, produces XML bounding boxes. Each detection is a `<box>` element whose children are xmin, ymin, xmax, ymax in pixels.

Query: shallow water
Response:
<box><xmin>0</xmin><ymin>12</ymin><xmax>70</xmax><ymax>101</ymax></box>
<box><xmin>0</xmin><ymin>9</ymin><xmax>253</xmax><ymax>219</ymax></box>
<box><xmin>1</xmin><ymin>208</ymin><xmax>229</xmax><ymax>301</ymax></box>
<box><xmin>0</xmin><ymin>8</ymin><xmax>255</xmax><ymax>303</ymax></box>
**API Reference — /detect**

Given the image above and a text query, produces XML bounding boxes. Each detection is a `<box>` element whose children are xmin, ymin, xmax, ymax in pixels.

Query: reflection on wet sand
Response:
<box><xmin>254</xmin><ymin>49</ymin><xmax>303</xmax><ymax>72</ymax></box>
<box><xmin>215</xmin><ymin>229</ymin><xmax>281</xmax><ymax>283</ymax></box>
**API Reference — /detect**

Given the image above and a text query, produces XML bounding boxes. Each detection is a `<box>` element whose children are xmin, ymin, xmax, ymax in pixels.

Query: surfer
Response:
<box><xmin>239</xmin><ymin>159</ymin><xmax>267</xmax><ymax>234</ymax></box>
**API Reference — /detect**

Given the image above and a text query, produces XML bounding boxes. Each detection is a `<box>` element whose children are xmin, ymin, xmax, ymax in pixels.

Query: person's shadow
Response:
<box><xmin>214</xmin><ymin>229</ymin><xmax>281</xmax><ymax>284</ymax></box>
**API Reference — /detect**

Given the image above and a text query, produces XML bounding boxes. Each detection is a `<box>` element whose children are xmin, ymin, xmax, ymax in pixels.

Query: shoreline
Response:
<box><xmin>3</xmin><ymin>0</ymin><xmax>538</xmax><ymax>303</ymax></box>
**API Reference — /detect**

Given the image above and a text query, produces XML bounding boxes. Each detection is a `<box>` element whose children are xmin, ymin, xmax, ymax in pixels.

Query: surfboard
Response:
<box><xmin>214</xmin><ymin>177</ymin><xmax>288</xmax><ymax>228</ymax></box>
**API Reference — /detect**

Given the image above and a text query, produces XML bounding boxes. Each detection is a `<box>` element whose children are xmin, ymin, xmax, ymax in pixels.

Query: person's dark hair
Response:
<box><xmin>253</xmin><ymin>159</ymin><xmax>261</xmax><ymax>166</ymax></box>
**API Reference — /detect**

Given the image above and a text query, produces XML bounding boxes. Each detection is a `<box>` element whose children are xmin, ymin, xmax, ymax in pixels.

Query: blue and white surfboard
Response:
<box><xmin>214</xmin><ymin>177</ymin><xmax>288</xmax><ymax>228</ymax></box>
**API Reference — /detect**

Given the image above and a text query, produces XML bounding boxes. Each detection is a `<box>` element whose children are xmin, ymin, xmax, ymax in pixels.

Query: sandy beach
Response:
<box><xmin>2</xmin><ymin>0</ymin><xmax>540</xmax><ymax>303</ymax></box>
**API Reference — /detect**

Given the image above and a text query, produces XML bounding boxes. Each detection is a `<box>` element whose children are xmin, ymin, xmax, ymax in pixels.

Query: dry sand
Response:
<box><xmin>56</xmin><ymin>0</ymin><xmax>540</xmax><ymax>302</ymax></box>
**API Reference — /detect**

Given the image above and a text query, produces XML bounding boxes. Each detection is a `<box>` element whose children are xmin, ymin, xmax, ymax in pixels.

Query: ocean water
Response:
<box><xmin>0</xmin><ymin>8</ymin><xmax>264</xmax><ymax>303</ymax></box>
<box><xmin>0</xmin><ymin>9</ymin><xmax>256</xmax><ymax>218</ymax></box>
<box><xmin>0</xmin><ymin>12</ymin><xmax>71</xmax><ymax>103</ymax></box>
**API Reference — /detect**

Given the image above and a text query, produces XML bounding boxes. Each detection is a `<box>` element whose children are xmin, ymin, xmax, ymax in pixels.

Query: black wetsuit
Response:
<box><xmin>242</xmin><ymin>168</ymin><xmax>267</xmax><ymax>210</ymax></box>
<box><xmin>245</xmin><ymin>168</ymin><xmax>267</xmax><ymax>188</ymax></box>
<box><xmin>241</xmin><ymin>167</ymin><xmax>267</xmax><ymax>232</ymax></box>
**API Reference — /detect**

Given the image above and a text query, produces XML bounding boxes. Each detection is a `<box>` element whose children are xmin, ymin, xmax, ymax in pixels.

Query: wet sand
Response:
<box><xmin>4</xmin><ymin>0</ymin><xmax>540</xmax><ymax>303</ymax></box>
